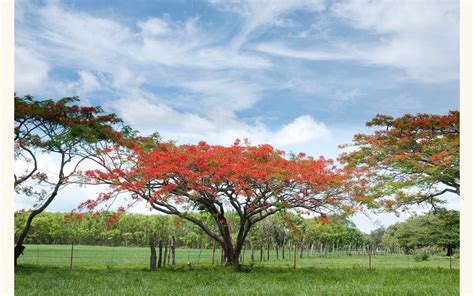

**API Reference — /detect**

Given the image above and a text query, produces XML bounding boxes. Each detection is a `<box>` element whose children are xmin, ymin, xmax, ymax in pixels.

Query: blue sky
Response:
<box><xmin>14</xmin><ymin>0</ymin><xmax>460</xmax><ymax>232</ymax></box>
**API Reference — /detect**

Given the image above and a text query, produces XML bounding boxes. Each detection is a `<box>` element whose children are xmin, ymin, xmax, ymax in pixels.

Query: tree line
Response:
<box><xmin>15</xmin><ymin>209</ymin><xmax>459</xmax><ymax>260</ymax></box>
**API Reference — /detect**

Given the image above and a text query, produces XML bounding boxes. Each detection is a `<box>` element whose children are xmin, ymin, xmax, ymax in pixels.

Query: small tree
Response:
<box><xmin>82</xmin><ymin>140</ymin><xmax>355</xmax><ymax>267</ymax></box>
<box><xmin>14</xmin><ymin>95</ymin><xmax>122</xmax><ymax>265</ymax></box>
<box><xmin>339</xmin><ymin>111</ymin><xmax>459</xmax><ymax>211</ymax></box>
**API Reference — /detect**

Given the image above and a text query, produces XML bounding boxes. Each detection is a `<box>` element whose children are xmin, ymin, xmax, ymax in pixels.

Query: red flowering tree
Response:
<box><xmin>82</xmin><ymin>140</ymin><xmax>354</xmax><ymax>266</ymax></box>
<box><xmin>14</xmin><ymin>95</ymin><xmax>123</xmax><ymax>265</ymax></box>
<box><xmin>339</xmin><ymin>111</ymin><xmax>459</xmax><ymax>212</ymax></box>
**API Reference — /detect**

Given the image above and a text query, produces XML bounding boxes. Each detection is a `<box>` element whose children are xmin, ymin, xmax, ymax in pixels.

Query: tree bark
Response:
<box><xmin>163</xmin><ymin>239</ymin><xmax>168</xmax><ymax>267</ymax></box>
<box><xmin>157</xmin><ymin>239</ymin><xmax>163</xmax><ymax>267</ymax></box>
<box><xmin>171</xmin><ymin>236</ymin><xmax>176</xmax><ymax>265</ymax></box>
<box><xmin>149</xmin><ymin>236</ymin><xmax>157</xmax><ymax>271</ymax></box>
<box><xmin>251</xmin><ymin>242</ymin><xmax>255</xmax><ymax>261</ymax></box>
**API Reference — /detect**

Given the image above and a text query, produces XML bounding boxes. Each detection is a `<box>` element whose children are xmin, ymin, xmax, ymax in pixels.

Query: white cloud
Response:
<box><xmin>210</xmin><ymin>0</ymin><xmax>325</xmax><ymax>49</ymax></box>
<box><xmin>15</xmin><ymin>47</ymin><xmax>50</xmax><ymax>94</ymax></box>
<box><xmin>332</xmin><ymin>0</ymin><xmax>459</xmax><ymax>81</ymax></box>
<box><xmin>249</xmin><ymin>0</ymin><xmax>459</xmax><ymax>82</ymax></box>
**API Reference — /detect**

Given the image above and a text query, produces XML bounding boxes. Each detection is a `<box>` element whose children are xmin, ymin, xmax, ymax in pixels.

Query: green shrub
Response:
<box><xmin>414</xmin><ymin>250</ymin><xmax>430</xmax><ymax>262</ymax></box>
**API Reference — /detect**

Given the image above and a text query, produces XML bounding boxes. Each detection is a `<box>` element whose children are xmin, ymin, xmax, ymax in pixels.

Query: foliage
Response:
<box><xmin>14</xmin><ymin>95</ymin><xmax>123</xmax><ymax>264</ymax></box>
<box><xmin>82</xmin><ymin>139</ymin><xmax>355</xmax><ymax>264</ymax></box>
<box><xmin>414</xmin><ymin>249</ymin><xmax>430</xmax><ymax>262</ymax></box>
<box><xmin>339</xmin><ymin>111</ymin><xmax>459</xmax><ymax>211</ymax></box>
<box><xmin>381</xmin><ymin>210</ymin><xmax>459</xmax><ymax>253</ymax></box>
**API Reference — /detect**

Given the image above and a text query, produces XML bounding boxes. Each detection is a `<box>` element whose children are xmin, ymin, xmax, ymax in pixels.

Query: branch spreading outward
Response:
<box><xmin>80</xmin><ymin>139</ymin><xmax>356</xmax><ymax>265</ymax></box>
<box><xmin>338</xmin><ymin>111</ymin><xmax>459</xmax><ymax>212</ymax></box>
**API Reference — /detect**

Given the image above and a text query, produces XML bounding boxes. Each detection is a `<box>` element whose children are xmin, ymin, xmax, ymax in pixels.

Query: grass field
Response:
<box><xmin>15</xmin><ymin>244</ymin><xmax>459</xmax><ymax>295</ymax></box>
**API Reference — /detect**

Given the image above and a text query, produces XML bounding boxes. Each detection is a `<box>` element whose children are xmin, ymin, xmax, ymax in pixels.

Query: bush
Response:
<box><xmin>414</xmin><ymin>250</ymin><xmax>430</xmax><ymax>262</ymax></box>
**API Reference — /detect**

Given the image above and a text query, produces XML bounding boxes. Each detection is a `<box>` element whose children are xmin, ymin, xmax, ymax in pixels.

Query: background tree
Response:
<box><xmin>381</xmin><ymin>210</ymin><xmax>459</xmax><ymax>255</ymax></box>
<box><xmin>14</xmin><ymin>95</ymin><xmax>122</xmax><ymax>265</ymax></box>
<box><xmin>339</xmin><ymin>111</ymin><xmax>459</xmax><ymax>212</ymax></box>
<box><xmin>82</xmin><ymin>140</ymin><xmax>355</xmax><ymax>267</ymax></box>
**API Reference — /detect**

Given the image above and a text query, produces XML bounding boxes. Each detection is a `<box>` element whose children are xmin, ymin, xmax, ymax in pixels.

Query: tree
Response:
<box><xmin>14</xmin><ymin>95</ymin><xmax>122</xmax><ymax>265</ymax></box>
<box><xmin>82</xmin><ymin>140</ymin><xmax>354</xmax><ymax>267</ymax></box>
<box><xmin>339</xmin><ymin>111</ymin><xmax>459</xmax><ymax>211</ymax></box>
<box><xmin>381</xmin><ymin>210</ymin><xmax>459</xmax><ymax>255</ymax></box>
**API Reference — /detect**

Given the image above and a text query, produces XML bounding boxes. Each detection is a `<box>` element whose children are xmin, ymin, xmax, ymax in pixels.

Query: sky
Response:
<box><xmin>14</xmin><ymin>0</ymin><xmax>460</xmax><ymax>233</ymax></box>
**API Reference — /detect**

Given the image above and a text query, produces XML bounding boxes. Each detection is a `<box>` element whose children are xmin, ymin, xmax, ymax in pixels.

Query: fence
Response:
<box><xmin>18</xmin><ymin>244</ymin><xmax>459</xmax><ymax>271</ymax></box>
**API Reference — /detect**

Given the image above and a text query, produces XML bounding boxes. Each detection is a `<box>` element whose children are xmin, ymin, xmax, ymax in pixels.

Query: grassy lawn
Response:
<box><xmin>15</xmin><ymin>244</ymin><xmax>459</xmax><ymax>295</ymax></box>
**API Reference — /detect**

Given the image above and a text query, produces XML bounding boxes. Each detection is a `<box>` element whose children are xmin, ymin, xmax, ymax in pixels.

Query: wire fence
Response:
<box><xmin>18</xmin><ymin>244</ymin><xmax>459</xmax><ymax>271</ymax></box>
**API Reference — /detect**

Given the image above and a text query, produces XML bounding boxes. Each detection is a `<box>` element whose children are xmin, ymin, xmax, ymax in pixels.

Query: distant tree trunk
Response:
<box><xmin>157</xmin><ymin>239</ymin><xmax>163</xmax><ymax>267</ymax></box>
<box><xmin>299</xmin><ymin>239</ymin><xmax>304</xmax><ymax>258</ymax></box>
<box><xmin>368</xmin><ymin>244</ymin><xmax>372</xmax><ymax>271</ymax></box>
<box><xmin>446</xmin><ymin>244</ymin><xmax>454</xmax><ymax>257</ymax></box>
<box><xmin>260</xmin><ymin>245</ymin><xmax>264</xmax><ymax>261</ymax></box>
<box><xmin>320</xmin><ymin>243</ymin><xmax>323</xmax><ymax>257</ymax></box>
<box><xmin>267</xmin><ymin>242</ymin><xmax>271</xmax><ymax>261</ymax></box>
<box><xmin>149</xmin><ymin>236</ymin><xmax>157</xmax><ymax>271</ymax></box>
<box><xmin>171</xmin><ymin>236</ymin><xmax>176</xmax><ymax>265</ymax></box>
<box><xmin>167</xmin><ymin>240</ymin><xmax>171</xmax><ymax>265</ymax></box>
<box><xmin>293</xmin><ymin>243</ymin><xmax>297</xmax><ymax>269</ymax></box>
<box><xmin>310</xmin><ymin>243</ymin><xmax>314</xmax><ymax>257</ymax></box>
<box><xmin>282</xmin><ymin>239</ymin><xmax>285</xmax><ymax>259</ymax></box>
<box><xmin>163</xmin><ymin>240</ymin><xmax>168</xmax><ymax>267</ymax></box>
<box><xmin>211</xmin><ymin>240</ymin><xmax>216</xmax><ymax>265</ymax></box>
<box><xmin>276</xmin><ymin>243</ymin><xmax>279</xmax><ymax>260</ymax></box>
<box><xmin>251</xmin><ymin>242</ymin><xmax>255</xmax><ymax>261</ymax></box>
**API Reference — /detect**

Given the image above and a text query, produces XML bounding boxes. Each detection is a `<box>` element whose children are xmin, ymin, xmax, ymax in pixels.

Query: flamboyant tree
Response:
<box><xmin>14</xmin><ymin>95</ymin><xmax>122</xmax><ymax>265</ymax></box>
<box><xmin>339</xmin><ymin>111</ymin><xmax>459</xmax><ymax>212</ymax></box>
<box><xmin>82</xmin><ymin>139</ymin><xmax>355</xmax><ymax>266</ymax></box>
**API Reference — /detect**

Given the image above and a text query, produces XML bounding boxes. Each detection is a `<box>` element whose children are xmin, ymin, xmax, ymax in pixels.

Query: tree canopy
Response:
<box><xmin>339</xmin><ymin>111</ymin><xmax>459</xmax><ymax>212</ymax></box>
<box><xmin>82</xmin><ymin>139</ymin><xmax>355</xmax><ymax>265</ymax></box>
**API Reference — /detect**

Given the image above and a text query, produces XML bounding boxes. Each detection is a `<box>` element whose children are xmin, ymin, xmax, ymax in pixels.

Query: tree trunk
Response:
<box><xmin>163</xmin><ymin>239</ymin><xmax>168</xmax><ymax>267</ymax></box>
<box><xmin>149</xmin><ymin>236</ymin><xmax>157</xmax><ymax>271</ymax></box>
<box><xmin>267</xmin><ymin>242</ymin><xmax>270</xmax><ymax>261</ymax></box>
<box><xmin>15</xmin><ymin>192</ymin><xmax>60</xmax><ymax>266</ymax></box>
<box><xmin>220</xmin><ymin>247</ymin><xmax>225</xmax><ymax>265</ymax></box>
<box><xmin>282</xmin><ymin>240</ymin><xmax>285</xmax><ymax>259</ymax></box>
<box><xmin>299</xmin><ymin>239</ymin><xmax>304</xmax><ymax>258</ymax></box>
<box><xmin>157</xmin><ymin>239</ymin><xmax>163</xmax><ymax>267</ymax></box>
<box><xmin>276</xmin><ymin>243</ymin><xmax>279</xmax><ymax>260</ymax></box>
<box><xmin>167</xmin><ymin>240</ymin><xmax>171</xmax><ymax>265</ymax></box>
<box><xmin>14</xmin><ymin>156</ymin><xmax>66</xmax><ymax>266</ymax></box>
<box><xmin>293</xmin><ymin>243</ymin><xmax>297</xmax><ymax>269</ymax></box>
<box><xmin>260</xmin><ymin>245</ymin><xmax>264</xmax><ymax>262</ymax></box>
<box><xmin>171</xmin><ymin>236</ymin><xmax>176</xmax><ymax>265</ymax></box>
<box><xmin>251</xmin><ymin>242</ymin><xmax>255</xmax><ymax>261</ymax></box>
<box><xmin>446</xmin><ymin>244</ymin><xmax>454</xmax><ymax>257</ymax></box>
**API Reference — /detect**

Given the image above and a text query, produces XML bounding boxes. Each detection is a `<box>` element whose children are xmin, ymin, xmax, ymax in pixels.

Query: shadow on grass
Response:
<box><xmin>15</xmin><ymin>263</ymin><xmax>458</xmax><ymax>276</ymax></box>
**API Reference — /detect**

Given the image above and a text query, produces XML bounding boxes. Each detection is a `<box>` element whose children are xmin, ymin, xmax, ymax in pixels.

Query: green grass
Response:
<box><xmin>15</xmin><ymin>244</ymin><xmax>459</xmax><ymax>296</ymax></box>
